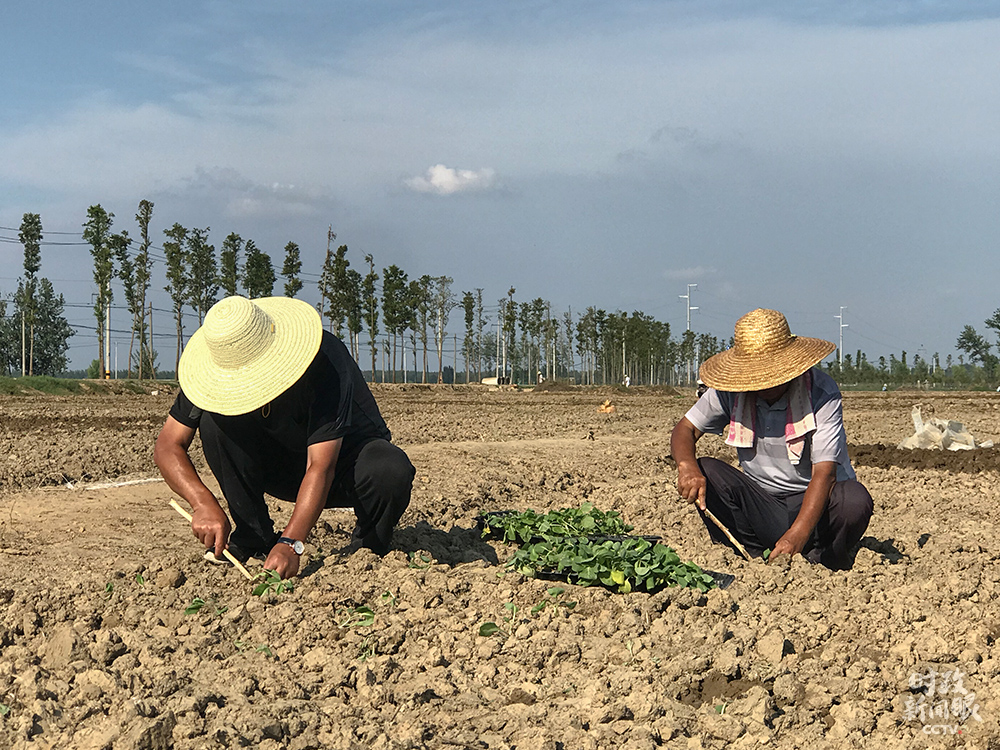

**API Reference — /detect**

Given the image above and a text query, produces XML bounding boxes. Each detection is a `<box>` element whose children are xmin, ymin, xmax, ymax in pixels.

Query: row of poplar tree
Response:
<box><xmin>3</xmin><ymin>198</ymin><xmax>730</xmax><ymax>385</ymax></box>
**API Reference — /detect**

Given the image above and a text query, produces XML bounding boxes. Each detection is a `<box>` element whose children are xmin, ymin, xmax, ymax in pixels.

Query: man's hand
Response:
<box><xmin>677</xmin><ymin>462</ymin><xmax>707</xmax><ymax>510</ymax></box>
<box><xmin>191</xmin><ymin>502</ymin><xmax>231</xmax><ymax>558</ymax></box>
<box><xmin>767</xmin><ymin>526</ymin><xmax>810</xmax><ymax>561</ymax></box>
<box><xmin>264</xmin><ymin>543</ymin><xmax>300</xmax><ymax>579</ymax></box>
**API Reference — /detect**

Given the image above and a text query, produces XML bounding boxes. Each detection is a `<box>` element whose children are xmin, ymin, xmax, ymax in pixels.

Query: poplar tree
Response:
<box><xmin>411</xmin><ymin>275</ymin><xmax>431</xmax><ymax>382</ymax></box>
<box><xmin>133</xmin><ymin>200</ymin><xmax>154</xmax><ymax>379</ymax></box>
<box><xmin>219</xmin><ymin>233</ymin><xmax>243</xmax><ymax>297</ymax></box>
<box><xmin>186</xmin><ymin>227</ymin><xmax>218</xmax><ymax>324</ymax></box>
<box><xmin>462</xmin><ymin>291</ymin><xmax>475</xmax><ymax>384</ymax></box>
<box><xmin>17</xmin><ymin>213</ymin><xmax>42</xmax><ymax>375</ymax></box>
<box><xmin>282</xmin><ymin>241</ymin><xmax>303</xmax><ymax>298</ymax></box>
<box><xmin>362</xmin><ymin>254</ymin><xmax>379</xmax><ymax>382</ymax></box>
<box><xmin>432</xmin><ymin>276</ymin><xmax>455</xmax><ymax>384</ymax></box>
<box><xmin>345</xmin><ymin>268</ymin><xmax>363</xmax><ymax>359</ymax></box>
<box><xmin>381</xmin><ymin>265</ymin><xmax>409</xmax><ymax>382</ymax></box>
<box><xmin>83</xmin><ymin>205</ymin><xmax>115</xmax><ymax>379</ymax></box>
<box><xmin>31</xmin><ymin>279</ymin><xmax>73</xmax><ymax>376</ymax></box>
<box><xmin>163</xmin><ymin>223</ymin><xmax>189</xmax><ymax>372</ymax></box>
<box><xmin>243</xmin><ymin>240</ymin><xmax>275</xmax><ymax>298</ymax></box>
<box><xmin>110</xmin><ymin>230</ymin><xmax>135</xmax><ymax>376</ymax></box>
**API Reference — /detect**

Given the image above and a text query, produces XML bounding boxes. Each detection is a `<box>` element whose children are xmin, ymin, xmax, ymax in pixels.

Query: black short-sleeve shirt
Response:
<box><xmin>170</xmin><ymin>331</ymin><xmax>391</xmax><ymax>460</ymax></box>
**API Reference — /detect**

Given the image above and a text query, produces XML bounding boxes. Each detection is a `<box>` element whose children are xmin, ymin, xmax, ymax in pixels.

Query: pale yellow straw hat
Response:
<box><xmin>178</xmin><ymin>295</ymin><xmax>323</xmax><ymax>415</ymax></box>
<box><xmin>698</xmin><ymin>308</ymin><xmax>836</xmax><ymax>392</ymax></box>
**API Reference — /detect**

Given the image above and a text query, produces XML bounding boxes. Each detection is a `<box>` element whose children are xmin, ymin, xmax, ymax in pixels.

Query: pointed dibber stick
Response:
<box><xmin>690</xmin><ymin>500</ymin><xmax>752</xmax><ymax>561</ymax></box>
<box><xmin>169</xmin><ymin>499</ymin><xmax>255</xmax><ymax>580</ymax></box>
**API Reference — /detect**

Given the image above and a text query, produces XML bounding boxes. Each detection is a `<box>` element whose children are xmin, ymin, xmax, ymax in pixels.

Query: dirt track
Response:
<box><xmin>2</xmin><ymin>386</ymin><xmax>1000</xmax><ymax>749</ymax></box>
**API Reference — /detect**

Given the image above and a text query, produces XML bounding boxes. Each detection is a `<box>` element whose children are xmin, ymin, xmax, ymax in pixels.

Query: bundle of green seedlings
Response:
<box><xmin>481</xmin><ymin>503</ymin><xmax>716</xmax><ymax>593</ymax></box>
<box><xmin>478</xmin><ymin>501</ymin><xmax>632</xmax><ymax>544</ymax></box>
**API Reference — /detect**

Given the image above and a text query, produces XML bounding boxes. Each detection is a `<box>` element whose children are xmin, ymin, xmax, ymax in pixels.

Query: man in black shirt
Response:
<box><xmin>154</xmin><ymin>295</ymin><xmax>414</xmax><ymax>578</ymax></box>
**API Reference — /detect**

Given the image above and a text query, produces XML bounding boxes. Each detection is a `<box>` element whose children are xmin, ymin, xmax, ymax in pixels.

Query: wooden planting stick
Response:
<box><xmin>693</xmin><ymin>501</ymin><xmax>752</xmax><ymax>561</ymax></box>
<box><xmin>169</xmin><ymin>499</ymin><xmax>255</xmax><ymax>580</ymax></box>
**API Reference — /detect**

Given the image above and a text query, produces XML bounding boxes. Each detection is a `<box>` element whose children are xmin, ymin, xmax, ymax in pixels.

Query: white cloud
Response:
<box><xmin>404</xmin><ymin>164</ymin><xmax>497</xmax><ymax>195</ymax></box>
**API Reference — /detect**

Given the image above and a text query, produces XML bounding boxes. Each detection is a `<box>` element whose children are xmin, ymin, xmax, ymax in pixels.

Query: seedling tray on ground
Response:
<box><xmin>477</xmin><ymin>505</ymin><xmax>735</xmax><ymax>593</ymax></box>
<box><xmin>529</xmin><ymin>566</ymin><xmax>734</xmax><ymax>591</ymax></box>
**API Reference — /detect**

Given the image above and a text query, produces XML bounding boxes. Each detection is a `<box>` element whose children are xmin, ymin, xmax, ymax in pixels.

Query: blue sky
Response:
<box><xmin>2</xmin><ymin>1</ymin><xmax>999</xmax><ymax>371</ymax></box>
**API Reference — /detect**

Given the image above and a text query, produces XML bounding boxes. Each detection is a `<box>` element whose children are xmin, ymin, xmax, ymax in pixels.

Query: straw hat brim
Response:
<box><xmin>178</xmin><ymin>297</ymin><xmax>323</xmax><ymax>416</ymax></box>
<box><xmin>698</xmin><ymin>335</ymin><xmax>836</xmax><ymax>392</ymax></box>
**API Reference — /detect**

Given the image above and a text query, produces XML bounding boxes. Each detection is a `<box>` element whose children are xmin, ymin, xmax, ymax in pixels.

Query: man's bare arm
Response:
<box><xmin>263</xmin><ymin>437</ymin><xmax>343</xmax><ymax>578</ymax></box>
<box><xmin>769</xmin><ymin>461</ymin><xmax>837</xmax><ymax>560</ymax></box>
<box><xmin>154</xmin><ymin>416</ymin><xmax>231</xmax><ymax>557</ymax></box>
<box><xmin>671</xmin><ymin>416</ymin><xmax>707</xmax><ymax>509</ymax></box>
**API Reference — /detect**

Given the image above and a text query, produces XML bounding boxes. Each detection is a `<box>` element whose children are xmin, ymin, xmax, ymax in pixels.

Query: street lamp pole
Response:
<box><xmin>834</xmin><ymin>306</ymin><xmax>848</xmax><ymax>367</ymax></box>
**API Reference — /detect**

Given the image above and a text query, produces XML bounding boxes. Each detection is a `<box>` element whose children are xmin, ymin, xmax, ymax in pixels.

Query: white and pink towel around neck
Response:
<box><xmin>724</xmin><ymin>371</ymin><xmax>815</xmax><ymax>465</ymax></box>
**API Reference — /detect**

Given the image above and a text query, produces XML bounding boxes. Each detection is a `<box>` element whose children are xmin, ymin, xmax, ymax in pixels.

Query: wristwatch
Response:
<box><xmin>277</xmin><ymin>537</ymin><xmax>304</xmax><ymax>555</ymax></box>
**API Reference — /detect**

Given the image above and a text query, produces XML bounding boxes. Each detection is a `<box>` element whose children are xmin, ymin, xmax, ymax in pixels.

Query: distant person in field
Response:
<box><xmin>671</xmin><ymin>308</ymin><xmax>873</xmax><ymax>570</ymax></box>
<box><xmin>155</xmin><ymin>295</ymin><xmax>415</xmax><ymax>579</ymax></box>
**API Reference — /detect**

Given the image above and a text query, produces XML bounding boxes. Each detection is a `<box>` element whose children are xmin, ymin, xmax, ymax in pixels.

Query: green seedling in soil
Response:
<box><xmin>134</xmin><ymin>573</ymin><xmax>145</xmax><ymax>586</ymax></box>
<box><xmin>185</xmin><ymin>596</ymin><xmax>227</xmax><ymax>617</ymax></box>
<box><xmin>336</xmin><ymin>605</ymin><xmax>375</xmax><ymax>629</ymax></box>
<box><xmin>380</xmin><ymin>590</ymin><xmax>398</xmax><ymax>607</ymax></box>
<box><xmin>252</xmin><ymin>569</ymin><xmax>294</xmax><ymax>597</ymax></box>
<box><xmin>357</xmin><ymin>635</ymin><xmax>376</xmax><ymax>662</ymax></box>
<box><xmin>478</xmin><ymin>621</ymin><xmax>508</xmax><ymax>639</ymax></box>
<box><xmin>479</xmin><ymin>502</ymin><xmax>632</xmax><ymax>544</ymax></box>
<box><xmin>509</xmin><ymin>536</ymin><xmax>716</xmax><ymax>593</ymax></box>
<box><xmin>478</xmin><ymin>601</ymin><xmax>520</xmax><ymax>640</ymax></box>
<box><xmin>0</xmin><ymin>703</ymin><xmax>9</xmax><ymax>717</ymax></box>
<box><xmin>530</xmin><ymin>587</ymin><xmax>577</xmax><ymax>615</ymax></box>
<box><xmin>102</xmin><ymin>582</ymin><xmax>114</xmax><ymax>600</ymax></box>
<box><xmin>408</xmin><ymin>551</ymin><xmax>433</xmax><ymax>569</ymax></box>
<box><xmin>762</xmin><ymin>548</ymin><xmax>771</xmax><ymax>561</ymax></box>
<box><xmin>715</xmin><ymin>703</ymin><xmax>729</xmax><ymax>715</ymax></box>
<box><xmin>255</xmin><ymin>644</ymin><xmax>274</xmax><ymax>657</ymax></box>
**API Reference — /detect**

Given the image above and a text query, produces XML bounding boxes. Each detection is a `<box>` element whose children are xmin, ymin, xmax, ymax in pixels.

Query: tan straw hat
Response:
<box><xmin>698</xmin><ymin>308</ymin><xmax>836</xmax><ymax>392</ymax></box>
<box><xmin>178</xmin><ymin>295</ymin><xmax>323</xmax><ymax>415</ymax></box>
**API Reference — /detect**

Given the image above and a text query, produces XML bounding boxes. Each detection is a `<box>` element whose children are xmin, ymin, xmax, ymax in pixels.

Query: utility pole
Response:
<box><xmin>835</xmin><ymin>307</ymin><xmax>848</xmax><ymax>367</ymax></box>
<box><xmin>679</xmin><ymin>284</ymin><xmax>698</xmax><ymax>385</ymax></box>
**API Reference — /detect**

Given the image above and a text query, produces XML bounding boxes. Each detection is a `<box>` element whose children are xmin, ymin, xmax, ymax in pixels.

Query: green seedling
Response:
<box><xmin>134</xmin><ymin>573</ymin><xmax>145</xmax><ymax>586</ymax></box>
<box><xmin>479</xmin><ymin>502</ymin><xmax>632</xmax><ymax>544</ymax></box>
<box><xmin>408</xmin><ymin>551</ymin><xmax>433</xmax><ymax>569</ymax></box>
<box><xmin>380</xmin><ymin>590</ymin><xmax>398</xmax><ymax>607</ymax></box>
<box><xmin>252</xmin><ymin>569</ymin><xmax>294</xmax><ymax>597</ymax></box>
<box><xmin>478</xmin><ymin>600</ymin><xmax>520</xmax><ymax>640</ymax></box>
<box><xmin>478</xmin><ymin>621</ymin><xmax>507</xmax><ymax>639</ymax></box>
<box><xmin>357</xmin><ymin>635</ymin><xmax>376</xmax><ymax>662</ymax></box>
<box><xmin>336</xmin><ymin>605</ymin><xmax>375</xmax><ymax>629</ymax></box>
<box><xmin>102</xmin><ymin>582</ymin><xmax>114</xmax><ymax>600</ymax></box>
<box><xmin>762</xmin><ymin>548</ymin><xmax>771</xmax><ymax>561</ymax></box>
<box><xmin>715</xmin><ymin>703</ymin><xmax>729</xmax><ymax>715</ymax></box>
<box><xmin>530</xmin><ymin>587</ymin><xmax>577</xmax><ymax>615</ymax></box>
<box><xmin>185</xmin><ymin>596</ymin><xmax>227</xmax><ymax>617</ymax></box>
<box><xmin>255</xmin><ymin>644</ymin><xmax>274</xmax><ymax>657</ymax></box>
<box><xmin>0</xmin><ymin>703</ymin><xmax>9</xmax><ymax>717</ymax></box>
<box><xmin>509</xmin><ymin>536</ymin><xmax>716</xmax><ymax>593</ymax></box>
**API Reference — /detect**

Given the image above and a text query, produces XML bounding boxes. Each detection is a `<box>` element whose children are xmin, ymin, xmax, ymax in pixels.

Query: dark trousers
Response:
<box><xmin>698</xmin><ymin>457</ymin><xmax>873</xmax><ymax>570</ymax></box>
<box><xmin>199</xmin><ymin>414</ymin><xmax>415</xmax><ymax>556</ymax></box>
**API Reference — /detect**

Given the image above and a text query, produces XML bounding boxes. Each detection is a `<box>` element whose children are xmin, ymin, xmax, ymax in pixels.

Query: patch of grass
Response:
<box><xmin>0</xmin><ymin>375</ymin><xmax>168</xmax><ymax>396</ymax></box>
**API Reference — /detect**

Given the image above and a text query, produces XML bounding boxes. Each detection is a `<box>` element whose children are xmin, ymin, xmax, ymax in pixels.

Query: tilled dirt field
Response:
<box><xmin>2</xmin><ymin>385</ymin><xmax>1000</xmax><ymax>749</ymax></box>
